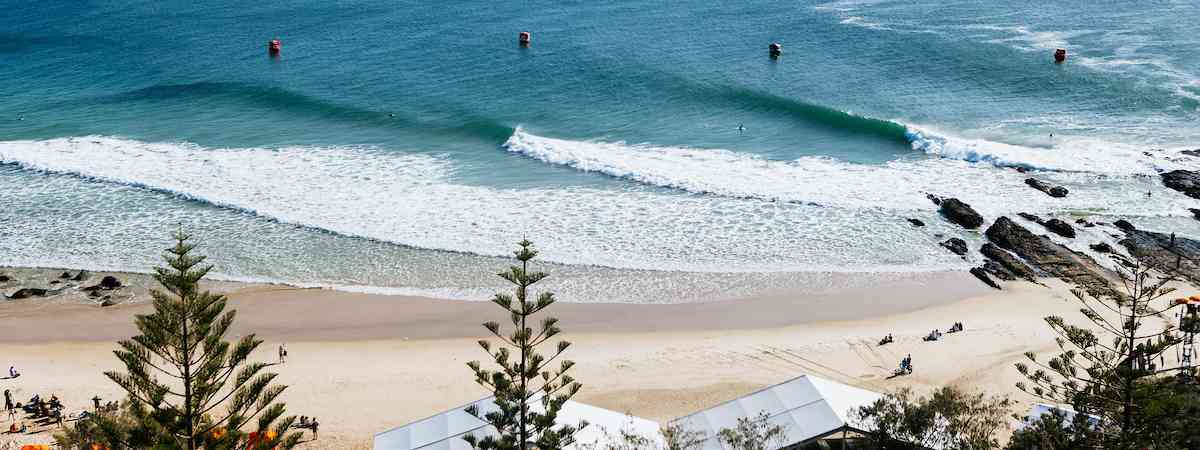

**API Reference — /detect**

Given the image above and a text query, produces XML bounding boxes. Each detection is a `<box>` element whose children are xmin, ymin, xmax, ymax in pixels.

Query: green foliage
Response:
<box><xmin>716</xmin><ymin>412</ymin><xmax>786</xmax><ymax>450</ymax></box>
<box><xmin>852</xmin><ymin>386</ymin><xmax>1013</xmax><ymax>450</ymax></box>
<box><xmin>1004</xmin><ymin>409</ymin><xmax>1101</xmax><ymax>450</ymax></box>
<box><xmin>578</xmin><ymin>418</ymin><xmax>706</xmax><ymax>450</ymax></box>
<box><xmin>464</xmin><ymin>240</ymin><xmax>585</xmax><ymax>450</ymax></box>
<box><xmin>1013</xmin><ymin>254</ymin><xmax>1188</xmax><ymax>448</ymax></box>
<box><xmin>58</xmin><ymin>230</ymin><xmax>301</xmax><ymax>450</ymax></box>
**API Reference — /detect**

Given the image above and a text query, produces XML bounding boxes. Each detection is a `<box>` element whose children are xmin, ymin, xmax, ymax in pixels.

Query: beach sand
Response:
<box><xmin>0</xmin><ymin>271</ymin><xmax>1129</xmax><ymax>449</ymax></box>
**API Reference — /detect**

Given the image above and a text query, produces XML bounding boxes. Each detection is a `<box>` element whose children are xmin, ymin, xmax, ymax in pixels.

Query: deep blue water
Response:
<box><xmin>2</xmin><ymin>0</ymin><xmax>1199</xmax><ymax>302</ymax></box>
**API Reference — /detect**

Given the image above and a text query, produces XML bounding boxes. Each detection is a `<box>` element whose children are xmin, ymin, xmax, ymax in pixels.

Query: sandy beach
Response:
<box><xmin>0</xmin><ymin>269</ymin><xmax>1143</xmax><ymax>449</ymax></box>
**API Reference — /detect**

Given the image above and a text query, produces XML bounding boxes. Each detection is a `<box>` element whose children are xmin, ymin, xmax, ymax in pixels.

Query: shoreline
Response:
<box><xmin>0</xmin><ymin>272</ymin><xmax>1095</xmax><ymax>449</ymax></box>
<box><xmin>0</xmin><ymin>266</ymin><xmax>989</xmax><ymax>343</ymax></box>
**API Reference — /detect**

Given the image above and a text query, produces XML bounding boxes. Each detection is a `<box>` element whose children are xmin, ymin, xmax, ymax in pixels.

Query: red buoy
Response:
<box><xmin>1054</xmin><ymin>48</ymin><xmax>1066</xmax><ymax>63</ymax></box>
<box><xmin>518</xmin><ymin>32</ymin><xmax>531</xmax><ymax>46</ymax></box>
<box><xmin>268</xmin><ymin>39</ymin><xmax>282</xmax><ymax>55</ymax></box>
<box><xmin>768</xmin><ymin>42</ymin><xmax>782</xmax><ymax>58</ymax></box>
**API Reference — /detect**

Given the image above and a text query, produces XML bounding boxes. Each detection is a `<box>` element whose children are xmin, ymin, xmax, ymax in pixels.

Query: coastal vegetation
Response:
<box><xmin>463</xmin><ymin>240</ymin><xmax>585</xmax><ymax>450</ymax></box>
<box><xmin>55</xmin><ymin>231</ymin><xmax>300</xmax><ymax>450</ymax></box>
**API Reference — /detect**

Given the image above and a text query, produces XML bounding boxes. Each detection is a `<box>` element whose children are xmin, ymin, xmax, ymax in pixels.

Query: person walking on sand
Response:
<box><xmin>278</xmin><ymin>344</ymin><xmax>287</xmax><ymax>364</ymax></box>
<box><xmin>311</xmin><ymin>418</ymin><xmax>319</xmax><ymax>440</ymax></box>
<box><xmin>7</xmin><ymin>366</ymin><xmax>17</xmax><ymax>378</ymax></box>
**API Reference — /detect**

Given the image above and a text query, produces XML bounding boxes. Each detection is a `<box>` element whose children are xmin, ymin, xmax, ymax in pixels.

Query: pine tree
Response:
<box><xmin>1015</xmin><ymin>253</ymin><xmax>1191</xmax><ymax>448</ymax></box>
<box><xmin>464</xmin><ymin>239</ymin><xmax>585</xmax><ymax>450</ymax></box>
<box><xmin>84</xmin><ymin>230</ymin><xmax>301</xmax><ymax>450</ymax></box>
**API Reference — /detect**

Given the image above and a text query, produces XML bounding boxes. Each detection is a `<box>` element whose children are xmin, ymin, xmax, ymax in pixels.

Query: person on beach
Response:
<box><xmin>4</xmin><ymin>389</ymin><xmax>12</xmax><ymax>411</ymax></box>
<box><xmin>312</xmin><ymin>418</ymin><xmax>319</xmax><ymax>439</ymax></box>
<box><xmin>279</xmin><ymin>344</ymin><xmax>287</xmax><ymax>364</ymax></box>
<box><xmin>8</xmin><ymin>366</ymin><xmax>17</xmax><ymax>378</ymax></box>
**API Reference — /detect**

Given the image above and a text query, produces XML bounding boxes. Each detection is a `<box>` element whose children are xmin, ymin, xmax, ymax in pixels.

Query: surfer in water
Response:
<box><xmin>738</xmin><ymin>123</ymin><xmax>745</xmax><ymax>134</ymax></box>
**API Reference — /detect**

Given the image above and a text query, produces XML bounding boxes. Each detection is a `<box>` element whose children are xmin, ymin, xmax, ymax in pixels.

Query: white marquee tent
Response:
<box><xmin>669</xmin><ymin>374</ymin><xmax>883</xmax><ymax>450</ymax></box>
<box><xmin>373</xmin><ymin>396</ymin><xmax>661</xmax><ymax>450</ymax></box>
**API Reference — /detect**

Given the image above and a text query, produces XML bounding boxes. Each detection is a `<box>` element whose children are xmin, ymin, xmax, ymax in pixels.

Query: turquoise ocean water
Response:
<box><xmin>2</xmin><ymin>1</ymin><xmax>1199</xmax><ymax>302</ymax></box>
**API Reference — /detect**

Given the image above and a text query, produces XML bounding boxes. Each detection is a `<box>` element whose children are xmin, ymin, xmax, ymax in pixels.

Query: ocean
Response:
<box><xmin>2</xmin><ymin>0</ymin><xmax>1199</xmax><ymax>302</ymax></box>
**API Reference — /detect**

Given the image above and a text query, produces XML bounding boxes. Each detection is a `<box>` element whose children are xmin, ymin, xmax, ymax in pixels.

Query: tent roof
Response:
<box><xmin>373</xmin><ymin>397</ymin><xmax>661</xmax><ymax>450</ymax></box>
<box><xmin>668</xmin><ymin>374</ymin><xmax>881</xmax><ymax>450</ymax></box>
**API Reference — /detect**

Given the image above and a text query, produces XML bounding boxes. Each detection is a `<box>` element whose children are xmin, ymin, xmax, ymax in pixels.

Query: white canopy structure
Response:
<box><xmin>669</xmin><ymin>374</ymin><xmax>882</xmax><ymax>450</ymax></box>
<box><xmin>373</xmin><ymin>396</ymin><xmax>661</xmax><ymax>450</ymax></box>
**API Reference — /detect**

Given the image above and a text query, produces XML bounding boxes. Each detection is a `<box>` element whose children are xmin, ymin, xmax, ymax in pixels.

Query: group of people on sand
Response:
<box><xmin>880</xmin><ymin>322</ymin><xmax>967</xmax><ymax>375</ymax></box>
<box><xmin>923</xmin><ymin>322</ymin><xmax>965</xmax><ymax>342</ymax></box>
<box><xmin>298</xmin><ymin>416</ymin><xmax>319</xmax><ymax>439</ymax></box>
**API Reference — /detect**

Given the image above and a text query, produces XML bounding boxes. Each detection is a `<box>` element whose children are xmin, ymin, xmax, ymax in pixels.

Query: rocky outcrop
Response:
<box><xmin>72</xmin><ymin>270</ymin><xmax>89</xmax><ymax>282</ymax></box>
<box><xmin>1024</xmin><ymin>178</ymin><xmax>1069</xmax><ymax>198</ymax></box>
<box><xmin>930</xmin><ymin>196</ymin><xmax>984</xmax><ymax>229</ymax></box>
<box><xmin>1113</xmin><ymin>220</ymin><xmax>1136</xmax><ymax>232</ymax></box>
<box><xmin>1117</xmin><ymin>226</ymin><xmax>1200</xmax><ymax>286</ymax></box>
<box><xmin>985</xmin><ymin>216</ymin><xmax>1120</xmax><ymax>299</ymax></box>
<box><xmin>1190</xmin><ymin>209</ymin><xmax>1200</xmax><ymax>222</ymax></box>
<box><xmin>1161</xmin><ymin>170</ymin><xmax>1200</xmax><ymax>199</ymax></box>
<box><xmin>907</xmin><ymin>218</ymin><xmax>925</xmax><ymax>227</ymax></box>
<box><xmin>59</xmin><ymin>271</ymin><xmax>72</xmax><ymax>279</ymax></box>
<box><xmin>1017</xmin><ymin>213</ymin><xmax>1076</xmax><ymax>238</ymax></box>
<box><xmin>0</xmin><ymin>274</ymin><xmax>10</xmax><ymax>283</ymax></box>
<box><xmin>970</xmin><ymin>267</ymin><xmax>1001</xmax><ymax>290</ymax></box>
<box><xmin>982</xmin><ymin>260</ymin><xmax>1017</xmax><ymax>281</ymax></box>
<box><xmin>1043</xmin><ymin>218</ymin><xmax>1076</xmax><ymax>239</ymax></box>
<box><xmin>980</xmin><ymin>243</ymin><xmax>1037</xmax><ymax>282</ymax></box>
<box><xmin>941</xmin><ymin>238</ymin><xmax>968</xmax><ymax>256</ymax></box>
<box><xmin>1181</xmin><ymin>149</ymin><xmax>1200</xmax><ymax>158</ymax></box>
<box><xmin>1090</xmin><ymin>242</ymin><xmax>1114</xmax><ymax>253</ymax></box>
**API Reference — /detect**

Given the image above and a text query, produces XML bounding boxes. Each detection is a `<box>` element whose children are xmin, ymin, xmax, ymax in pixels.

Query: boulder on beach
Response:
<box><xmin>99</xmin><ymin>275</ymin><xmax>121</xmax><ymax>289</ymax></box>
<box><xmin>969</xmin><ymin>267</ymin><xmax>1001</xmax><ymax>290</ymax></box>
<box><xmin>1089</xmin><ymin>242</ymin><xmax>1113</xmax><ymax>253</ymax></box>
<box><xmin>1117</xmin><ymin>227</ymin><xmax>1200</xmax><ymax>286</ymax></box>
<box><xmin>1024</xmin><ymin>178</ymin><xmax>1069</xmax><ymax>198</ymax></box>
<box><xmin>980</xmin><ymin>242</ymin><xmax>1037</xmax><ymax>282</ymax></box>
<box><xmin>1113</xmin><ymin>219</ymin><xmax>1136</xmax><ymax>232</ymax></box>
<box><xmin>940</xmin><ymin>238</ymin><xmax>968</xmax><ymax>256</ymax></box>
<box><xmin>9</xmin><ymin>288</ymin><xmax>49</xmax><ymax>299</ymax></box>
<box><xmin>1161</xmin><ymin>170</ymin><xmax>1200</xmax><ymax>199</ymax></box>
<box><xmin>907</xmin><ymin>218</ymin><xmax>925</xmax><ymax>227</ymax></box>
<box><xmin>72</xmin><ymin>270</ymin><xmax>89</xmax><ymax>282</ymax></box>
<box><xmin>982</xmin><ymin>259</ymin><xmax>1016</xmax><ymax>281</ymax></box>
<box><xmin>933</xmin><ymin>197</ymin><xmax>984</xmax><ymax>229</ymax></box>
<box><xmin>59</xmin><ymin>271</ymin><xmax>72</xmax><ymax>279</ymax></box>
<box><xmin>0</xmin><ymin>274</ymin><xmax>10</xmax><ymax>283</ymax></box>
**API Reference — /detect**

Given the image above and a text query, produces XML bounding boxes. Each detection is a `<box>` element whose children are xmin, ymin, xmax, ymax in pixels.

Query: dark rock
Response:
<box><xmin>970</xmin><ymin>267</ymin><xmax>1001</xmax><ymax>289</ymax></box>
<box><xmin>1161</xmin><ymin>170</ymin><xmax>1200</xmax><ymax>199</ymax></box>
<box><xmin>980</xmin><ymin>243</ymin><xmax>1038</xmax><ymax>282</ymax></box>
<box><xmin>1181</xmin><ymin>149</ymin><xmax>1200</xmax><ymax>158</ymax></box>
<box><xmin>1043</xmin><ymin>218</ymin><xmax>1076</xmax><ymax>239</ymax></box>
<box><xmin>71</xmin><ymin>270</ymin><xmax>89</xmax><ymax>282</ymax></box>
<box><xmin>0</xmin><ymin>274</ymin><xmax>9</xmax><ymax>282</ymax></box>
<box><xmin>1089</xmin><ymin>242</ymin><xmax>1114</xmax><ymax>253</ymax></box>
<box><xmin>940</xmin><ymin>238</ymin><xmax>969</xmax><ymax>256</ymax></box>
<box><xmin>100</xmin><ymin>298</ymin><xmax>117</xmax><ymax>307</ymax></box>
<box><xmin>49</xmin><ymin>280</ymin><xmax>60</xmax><ymax>285</ymax></box>
<box><xmin>937</xmin><ymin>198</ymin><xmax>984</xmax><ymax>229</ymax></box>
<box><xmin>982</xmin><ymin>260</ymin><xmax>1016</xmax><ymax>281</ymax></box>
<box><xmin>59</xmin><ymin>271</ymin><xmax>72</xmax><ymax>279</ymax></box>
<box><xmin>99</xmin><ymin>276</ymin><xmax>121</xmax><ymax>289</ymax></box>
<box><xmin>907</xmin><ymin>218</ymin><xmax>925</xmax><ymax>227</ymax></box>
<box><xmin>1024</xmin><ymin>178</ymin><xmax>1069</xmax><ymax>198</ymax></box>
<box><xmin>9</xmin><ymin>288</ymin><xmax>49</xmax><ymax>299</ymax></box>
<box><xmin>1018</xmin><ymin>212</ymin><xmax>1042</xmax><ymax>223</ymax></box>
<box><xmin>1118</xmin><ymin>229</ymin><xmax>1200</xmax><ymax>286</ymax></box>
<box><xmin>1113</xmin><ymin>220</ymin><xmax>1136</xmax><ymax>232</ymax></box>
<box><xmin>926</xmin><ymin>194</ymin><xmax>943</xmax><ymax>206</ymax></box>
<box><xmin>1190</xmin><ymin>209</ymin><xmax>1200</xmax><ymax>221</ymax></box>
<box><xmin>985</xmin><ymin>216</ymin><xmax>1121</xmax><ymax>300</ymax></box>
<box><xmin>89</xmin><ymin>290</ymin><xmax>101</xmax><ymax>298</ymax></box>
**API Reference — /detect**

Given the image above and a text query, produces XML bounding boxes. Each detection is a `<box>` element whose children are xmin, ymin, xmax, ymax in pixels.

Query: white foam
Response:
<box><xmin>0</xmin><ymin>136</ymin><xmax>972</xmax><ymax>273</ymax></box>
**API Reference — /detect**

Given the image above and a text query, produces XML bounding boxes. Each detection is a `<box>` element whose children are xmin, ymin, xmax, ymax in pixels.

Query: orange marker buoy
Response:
<box><xmin>518</xmin><ymin>32</ymin><xmax>531</xmax><ymax>46</ymax></box>
<box><xmin>1054</xmin><ymin>48</ymin><xmax>1066</xmax><ymax>63</ymax></box>
<box><xmin>268</xmin><ymin>39</ymin><xmax>282</xmax><ymax>56</ymax></box>
<box><xmin>768</xmin><ymin>42</ymin><xmax>782</xmax><ymax>58</ymax></box>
